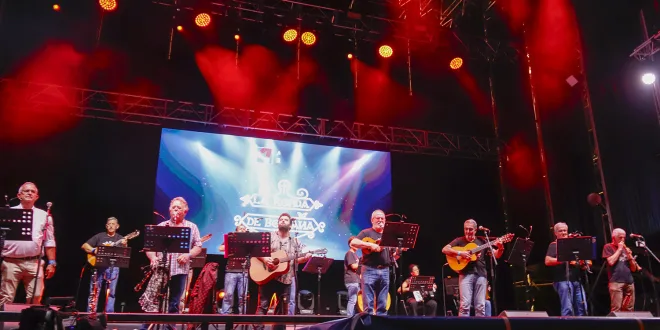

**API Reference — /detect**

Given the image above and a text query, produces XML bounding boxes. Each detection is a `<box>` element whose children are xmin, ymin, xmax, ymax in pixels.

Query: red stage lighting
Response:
<box><xmin>347</xmin><ymin>53</ymin><xmax>353</xmax><ymax>59</ymax></box>
<box><xmin>176</xmin><ymin>25</ymin><xmax>183</xmax><ymax>32</ymax></box>
<box><xmin>53</xmin><ymin>4</ymin><xmax>61</xmax><ymax>11</ymax></box>
<box><xmin>378</xmin><ymin>45</ymin><xmax>393</xmax><ymax>58</ymax></box>
<box><xmin>450</xmin><ymin>57</ymin><xmax>463</xmax><ymax>70</ymax></box>
<box><xmin>301</xmin><ymin>32</ymin><xmax>316</xmax><ymax>46</ymax></box>
<box><xmin>195</xmin><ymin>13</ymin><xmax>211</xmax><ymax>27</ymax></box>
<box><xmin>283</xmin><ymin>29</ymin><xmax>298</xmax><ymax>42</ymax></box>
<box><xmin>98</xmin><ymin>0</ymin><xmax>117</xmax><ymax>11</ymax></box>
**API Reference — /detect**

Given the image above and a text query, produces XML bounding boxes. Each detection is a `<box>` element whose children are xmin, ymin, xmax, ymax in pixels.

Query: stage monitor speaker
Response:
<box><xmin>607</xmin><ymin>311</ymin><xmax>654</xmax><ymax>318</ymax></box>
<box><xmin>499</xmin><ymin>310</ymin><xmax>549</xmax><ymax>317</ymax></box>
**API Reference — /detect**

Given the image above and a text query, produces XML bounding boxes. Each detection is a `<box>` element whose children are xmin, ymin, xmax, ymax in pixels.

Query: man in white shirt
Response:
<box><xmin>0</xmin><ymin>182</ymin><xmax>57</xmax><ymax>306</ymax></box>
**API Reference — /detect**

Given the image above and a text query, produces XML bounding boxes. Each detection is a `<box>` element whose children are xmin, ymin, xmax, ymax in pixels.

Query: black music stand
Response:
<box><xmin>143</xmin><ymin>225</ymin><xmax>191</xmax><ymax>330</ymax></box>
<box><xmin>302</xmin><ymin>256</ymin><xmax>333</xmax><ymax>315</ymax></box>
<box><xmin>408</xmin><ymin>276</ymin><xmax>435</xmax><ymax>316</ymax></box>
<box><xmin>94</xmin><ymin>246</ymin><xmax>131</xmax><ymax>314</ymax></box>
<box><xmin>557</xmin><ymin>236</ymin><xmax>595</xmax><ymax>316</ymax></box>
<box><xmin>506</xmin><ymin>238</ymin><xmax>534</xmax><ymax>310</ymax></box>
<box><xmin>0</xmin><ymin>208</ymin><xmax>34</xmax><ymax>284</ymax></box>
<box><xmin>225</xmin><ymin>232</ymin><xmax>271</xmax><ymax>317</ymax></box>
<box><xmin>381</xmin><ymin>221</ymin><xmax>419</xmax><ymax>316</ymax></box>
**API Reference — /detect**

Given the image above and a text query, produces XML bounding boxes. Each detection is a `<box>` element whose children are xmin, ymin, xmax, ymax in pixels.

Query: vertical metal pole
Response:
<box><xmin>354</xmin><ymin>36</ymin><xmax>358</xmax><ymax>89</ymax></box>
<box><xmin>407</xmin><ymin>39</ymin><xmax>413</xmax><ymax>96</ymax></box>
<box><xmin>523</xmin><ymin>25</ymin><xmax>555</xmax><ymax>228</ymax></box>
<box><xmin>96</xmin><ymin>12</ymin><xmax>105</xmax><ymax>48</ymax></box>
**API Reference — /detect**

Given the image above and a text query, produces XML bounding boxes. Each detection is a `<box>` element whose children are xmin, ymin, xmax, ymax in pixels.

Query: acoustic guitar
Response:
<box><xmin>360</xmin><ymin>237</ymin><xmax>409</xmax><ymax>255</ymax></box>
<box><xmin>87</xmin><ymin>230</ymin><xmax>140</xmax><ymax>266</ymax></box>
<box><xmin>446</xmin><ymin>233</ymin><xmax>514</xmax><ymax>272</ymax></box>
<box><xmin>249</xmin><ymin>248</ymin><xmax>328</xmax><ymax>285</ymax></box>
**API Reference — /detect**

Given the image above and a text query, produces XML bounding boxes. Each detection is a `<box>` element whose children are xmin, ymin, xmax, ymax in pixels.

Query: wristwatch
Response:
<box><xmin>48</xmin><ymin>260</ymin><xmax>57</xmax><ymax>267</ymax></box>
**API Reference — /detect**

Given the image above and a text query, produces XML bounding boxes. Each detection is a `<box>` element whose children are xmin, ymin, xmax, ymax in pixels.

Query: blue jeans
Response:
<box><xmin>221</xmin><ymin>272</ymin><xmax>246</xmax><ymax>314</ymax></box>
<box><xmin>553</xmin><ymin>281</ymin><xmax>586</xmax><ymax>316</ymax></box>
<box><xmin>346</xmin><ymin>283</ymin><xmax>359</xmax><ymax>317</ymax></box>
<box><xmin>360</xmin><ymin>266</ymin><xmax>389</xmax><ymax>316</ymax></box>
<box><xmin>459</xmin><ymin>273</ymin><xmax>487</xmax><ymax>317</ymax></box>
<box><xmin>485</xmin><ymin>300</ymin><xmax>491</xmax><ymax>317</ymax></box>
<box><xmin>288</xmin><ymin>278</ymin><xmax>296</xmax><ymax>315</ymax></box>
<box><xmin>87</xmin><ymin>267</ymin><xmax>119</xmax><ymax>313</ymax></box>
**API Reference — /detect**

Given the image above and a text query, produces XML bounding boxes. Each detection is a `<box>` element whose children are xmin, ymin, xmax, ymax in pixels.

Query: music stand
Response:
<box><xmin>142</xmin><ymin>225</ymin><xmax>192</xmax><ymax>330</ymax></box>
<box><xmin>225</xmin><ymin>232</ymin><xmax>271</xmax><ymax>317</ymax></box>
<box><xmin>94</xmin><ymin>246</ymin><xmax>131</xmax><ymax>314</ymax></box>
<box><xmin>0</xmin><ymin>208</ymin><xmax>34</xmax><ymax>287</ymax></box>
<box><xmin>302</xmin><ymin>256</ymin><xmax>333</xmax><ymax>315</ymax></box>
<box><xmin>557</xmin><ymin>236</ymin><xmax>595</xmax><ymax>316</ymax></box>
<box><xmin>381</xmin><ymin>221</ymin><xmax>419</xmax><ymax>316</ymax></box>
<box><xmin>506</xmin><ymin>238</ymin><xmax>535</xmax><ymax>310</ymax></box>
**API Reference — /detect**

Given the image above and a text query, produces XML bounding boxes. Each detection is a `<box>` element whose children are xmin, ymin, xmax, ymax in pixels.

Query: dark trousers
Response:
<box><xmin>254</xmin><ymin>280</ymin><xmax>291</xmax><ymax>330</ymax></box>
<box><xmin>140</xmin><ymin>274</ymin><xmax>188</xmax><ymax>330</ymax></box>
<box><xmin>406</xmin><ymin>298</ymin><xmax>437</xmax><ymax>316</ymax></box>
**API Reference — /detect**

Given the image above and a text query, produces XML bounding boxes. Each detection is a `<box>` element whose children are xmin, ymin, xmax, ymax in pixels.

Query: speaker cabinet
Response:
<box><xmin>499</xmin><ymin>310</ymin><xmax>549</xmax><ymax>317</ymax></box>
<box><xmin>608</xmin><ymin>311</ymin><xmax>654</xmax><ymax>318</ymax></box>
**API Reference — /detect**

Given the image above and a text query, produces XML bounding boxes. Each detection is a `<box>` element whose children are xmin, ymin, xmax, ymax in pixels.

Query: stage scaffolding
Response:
<box><xmin>0</xmin><ymin>78</ymin><xmax>499</xmax><ymax>161</ymax></box>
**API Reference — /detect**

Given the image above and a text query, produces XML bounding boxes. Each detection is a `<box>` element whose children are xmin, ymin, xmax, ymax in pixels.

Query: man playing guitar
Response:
<box><xmin>602</xmin><ymin>228</ymin><xmax>642</xmax><ymax>313</ymax></box>
<box><xmin>219</xmin><ymin>224</ymin><xmax>248</xmax><ymax>314</ymax></box>
<box><xmin>349</xmin><ymin>209</ymin><xmax>401</xmax><ymax>316</ymax></box>
<box><xmin>441</xmin><ymin>219</ymin><xmax>503</xmax><ymax>317</ymax></box>
<box><xmin>545</xmin><ymin>222</ymin><xmax>587</xmax><ymax>316</ymax></box>
<box><xmin>81</xmin><ymin>217</ymin><xmax>127</xmax><ymax>313</ymax></box>
<box><xmin>254</xmin><ymin>213</ymin><xmax>311</xmax><ymax>330</ymax></box>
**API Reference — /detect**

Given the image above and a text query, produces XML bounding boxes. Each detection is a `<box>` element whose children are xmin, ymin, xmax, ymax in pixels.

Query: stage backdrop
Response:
<box><xmin>153</xmin><ymin>128</ymin><xmax>392</xmax><ymax>259</ymax></box>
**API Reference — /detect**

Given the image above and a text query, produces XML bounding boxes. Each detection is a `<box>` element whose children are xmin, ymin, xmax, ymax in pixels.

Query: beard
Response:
<box><xmin>278</xmin><ymin>224</ymin><xmax>290</xmax><ymax>232</ymax></box>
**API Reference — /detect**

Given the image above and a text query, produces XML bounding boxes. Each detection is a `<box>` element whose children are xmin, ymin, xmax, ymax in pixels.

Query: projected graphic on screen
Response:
<box><xmin>153</xmin><ymin>128</ymin><xmax>392</xmax><ymax>259</ymax></box>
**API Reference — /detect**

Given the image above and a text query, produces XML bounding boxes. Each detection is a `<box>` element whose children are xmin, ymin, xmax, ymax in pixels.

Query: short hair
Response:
<box><xmin>236</xmin><ymin>224</ymin><xmax>246</xmax><ymax>231</ymax></box>
<box><xmin>464</xmin><ymin>219</ymin><xmax>477</xmax><ymax>227</ymax></box>
<box><xmin>554</xmin><ymin>222</ymin><xmax>567</xmax><ymax>233</ymax></box>
<box><xmin>612</xmin><ymin>228</ymin><xmax>626</xmax><ymax>238</ymax></box>
<box><xmin>279</xmin><ymin>213</ymin><xmax>291</xmax><ymax>220</ymax></box>
<box><xmin>18</xmin><ymin>182</ymin><xmax>38</xmax><ymax>194</ymax></box>
<box><xmin>107</xmin><ymin>217</ymin><xmax>119</xmax><ymax>224</ymax></box>
<box><xmin>371</xmin><ymin>209</ymin><xmax>385</xmax><ymax>219</ymax></box>
<box><xmin>408</xmin><ymin>264</ymin><xmax>418</xmax><ymax>273</ymax></box>
<box><xmin>170</xmin><ymin>197</ymin><xmax>189</xmax><ymax>211</ymax></box>
<box><xmin>348</xmin><ymin>236</ymin><xmax>356</xmax><ymax>248</ymax></box>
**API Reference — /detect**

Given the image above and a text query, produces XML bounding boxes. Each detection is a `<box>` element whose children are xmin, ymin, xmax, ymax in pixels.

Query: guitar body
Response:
<box><xmin>446</xmin><ymin>243</ymin><xmax>479</xmax><ymax>272</ymax></box>
<box><xmin>360</xmin><ymin>237</ymin><xmax>380</xmax><ymax>255</ymax></box>
<box><xmin>86</xmin><ymin>230</ymin><xmax>140</xmax><ymax>267</ymax></box>
<box><xmin>249</xmin><ymin>250</ymin><xmax>291</xmax><ymax>285</ymax></box>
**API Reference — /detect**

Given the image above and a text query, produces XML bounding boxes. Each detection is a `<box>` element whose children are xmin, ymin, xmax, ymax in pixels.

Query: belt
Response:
<box><xmin>4</xmin><ymin>255</ymin><xmax>41</xmax><ymax>261</ymax></box>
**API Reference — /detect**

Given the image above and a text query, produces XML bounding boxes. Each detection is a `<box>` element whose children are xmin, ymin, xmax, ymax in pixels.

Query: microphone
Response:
<box><xmin>46</xmin><ymin>202</ymin><xmax>52</xmax><ymax>210</ymax></box>
<box><xmin>4</xmin><ymin>195</ymin><xmax>7</xmax><ymax>206</ymax></box>
<box><xmin>153</xmin><ymin>211</ymin><xmax>167</xmax><ymax>221</ymax></box>
<box><xmin>478</xmin><ymin>226</ymin><xmax>490</xmax><ymax>232</ymax></box>
<box><xmin>587</xmin><ymin>193</ymin><xmax>608</xmax><ymax>214</ymax></box>
<box><xmin>630</xmin><ymin>233</ymin><xmax>644</xmax><ymax>239</ymax></box>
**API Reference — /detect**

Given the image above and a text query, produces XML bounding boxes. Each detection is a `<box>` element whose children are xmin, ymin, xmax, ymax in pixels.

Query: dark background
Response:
<box><xmin>0</xmin><ymin>0</ymin><xmax>659</xmax><ymax>317</ymax></box>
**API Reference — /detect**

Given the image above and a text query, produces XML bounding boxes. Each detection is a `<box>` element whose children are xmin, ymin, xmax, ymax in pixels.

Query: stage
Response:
<box><xmin>1</xmin><ymin>311</ymin><xmax>660</xmax><ymax>330</ymax></box>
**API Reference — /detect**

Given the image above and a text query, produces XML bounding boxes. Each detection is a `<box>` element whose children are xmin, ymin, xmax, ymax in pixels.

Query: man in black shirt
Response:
<box><xmin>219</xmin><ymin>224</ymin><xmax>248</xmax><ymax>314</ymax></box>
<box><xmin>349</xmin><ymin>209</ymin><xmax>400</xmax><ymax>315</ymax></box>
<box><xmin>442</xmin><ymin>219</ymin><xmax>503</xmax><ymax>317</ymax></box>
<box><xmin>81</xmin><ymin>217</ymin><xmax>127</xmax><ymax>313</ymax></box>
<box><xmin>544</xmin><ymin>222</ymin><xmax>587</xmax><ymax>316</ymax></box>
<box><xmin>398</xmin><ymin>264</ymin><xmax>437</xmax><ymax>316</ymax></box>
<box><xmin>344</xmin><ymin>236</ymin><xmax>360</xmax><ymax>317</ymax></box>
<box><xmin>602</xmin><ymin>228</ymin><xmax>641</xmax><ymax>312</ymax></box>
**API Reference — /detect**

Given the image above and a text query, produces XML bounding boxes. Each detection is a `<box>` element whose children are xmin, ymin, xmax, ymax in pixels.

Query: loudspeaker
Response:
<box><xmin>499</xmin><ymin>310</ymin><xmax>549</xmax><ymax>317</ymax></box>
<box><xmin>608</xmin><ymin>311</ymin><xmax>654</xmax><ymax>318</ymax></box>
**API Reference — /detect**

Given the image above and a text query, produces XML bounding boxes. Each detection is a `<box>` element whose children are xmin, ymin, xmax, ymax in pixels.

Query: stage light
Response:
<box><xmin>450</xmin><ymin>57</ymin><xmax>463</xmax><ymax>70</ymax></box>
<box><xmin>53</xmin><ymin>4</ymin><xmax>60</xmax><ymax>11</ymax></box>
<box><xmin>234</xmin><ymin>34</ymin><xmax>240</xmax><ymax>40</ymax></box>
<box><xmin>217</xmin><ymin>290</ymin><xmax>225</xmax><ymax>300</ymax></box>
<box><xmin>283</xmin><ymin>29</ymin><xmax>298</xmax><ymax>42</ymax></box>
<box><xmin>642</xmin><ymin>72</ymin><xmax>656</xmax><ymax>85</ymax></box>
<box><xmin>98</xmin><ymin>0</ymin><xmax>117</xmax><ymax>11</ymax></box>
<box><xmin>347</xmin><ymin>53</ymin><xmax>353</xmax><ymax>60</ymax></box>
<box><xmin>195</xmin><ymin>13</ymin><xmax>211</xmax><ymax>27</ymax></box>
<box><xmin>378</xmin><ymin>45</ymin><xmax>393</xmax><ymax>58</ymax></box>
<box><xmin>301</xmin><ymin>32</ymin><xmax>316</xmax><ymax>46</ymax></box>
<box><xmin>297</xmin><ymin>290</ymin><xmax>315</xmax><ymax>315</ymax></box>
<box><xmin>176</xmin><ymin>25</ymin><xmax>183</xmax><ymax>32</ymax></box>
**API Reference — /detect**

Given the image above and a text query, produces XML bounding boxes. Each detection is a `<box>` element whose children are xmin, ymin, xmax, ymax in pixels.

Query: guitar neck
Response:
<box><xmin>470</xmin><ymin>241</ymin><xmax>497</xmax><ymax>254</ymax></box>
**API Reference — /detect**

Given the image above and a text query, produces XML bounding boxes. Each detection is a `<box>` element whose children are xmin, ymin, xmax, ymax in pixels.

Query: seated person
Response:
<box><xmin>398</xmin><ymin>264</ymin><xmax>437</xmax><ymax>316</ymax></box>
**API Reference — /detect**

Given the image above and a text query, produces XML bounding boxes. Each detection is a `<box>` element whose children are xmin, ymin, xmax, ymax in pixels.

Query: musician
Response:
<box><xmin>349</xmin><ymin>209</ymin><xmax>400</xmax><ymax>316</ymax></box>
<box><xmin>544</xmin><ymin>222</ymin><xmax>586</xmax><ymax>316</ymax></box>
<box><xmin>398</xmin><ymin>264</ymin><xmax>437</xmax><ymax>316</ymax></box>
<box><xmin>145</xmin><ymin>197</ymin><xmax>202</xmax><ymax>314</ymax></box>
<box><xmin>0</xmin><ymin>182</ymin><xmax>56</xmax><ymax>306</ymax></box>
<box><xmin>344</xmin><ymin>236</ymin><xmax>360</xmax><ymax>317</ymax></box>
<box><xmin>218</xmin><ymin>224</ymin><xmax>248</xmax><ymax>314</ymax></box>
<box><xmin>602</xmin><ymin>228</ymin><xmax>641</xmax><ymax>312</ymax></box>
<box><xmin>441</xmin><ymin>219</ymin><xmax>503</xmax><ymax>317</ymax></box>
<box><xmin>254</xmin><ymin>213</ymin><xmax>312</xmax><ymax>330</ymax></box>
<box><xmin>81</xmin><ymin>217</ymin><xmax>127</xmax><ymax>312</ymax></box>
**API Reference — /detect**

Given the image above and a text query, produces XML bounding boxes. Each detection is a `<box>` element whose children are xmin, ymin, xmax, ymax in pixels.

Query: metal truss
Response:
<box><xmin>630</xmin><ymin>29</ymin><xmax>660</xmax><ymax>60</ymax></box>
<box><xmin>0</xmin><ymin>79</ymin><xmax>499</xmax><ymax>161</ymax></box>
<box><xmin>153</xmin><ymin>0</ymin><xmax>518</xmax><ymax>62</ymax></box>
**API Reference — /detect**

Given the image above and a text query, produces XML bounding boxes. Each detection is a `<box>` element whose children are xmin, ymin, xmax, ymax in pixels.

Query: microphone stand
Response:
<box><xmin>482</xmin><ymin>230</ymin><xmax>498</xmax><ymax>315</ymax></box>
<box><xmin>635</xmin><ymin>237</ymin><xmax>660</xmax><ymax>316</ymax></box>
<box><xmin>441</xmin><ymin>263</ymin><xmax>448</xmax><ymax>316</ymax></box>
<box><xmin>31</xmin><ymin>204</ymin><xmax>52</xmax><ymax>304</ymax></box>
